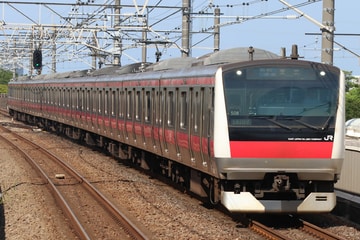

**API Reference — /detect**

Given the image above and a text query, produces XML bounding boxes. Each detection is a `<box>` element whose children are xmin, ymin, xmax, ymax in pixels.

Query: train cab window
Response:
<box><xmin>180</xmin><ymin>91</ymin><xmax>187</xmax><ymax>129</ymax></box>
<box><xmin>167</xmin><ymin>91</ymin><xmax>175</xmax><ymax>127</ymax></box>
<box><xmin>135</xmin><ymin>90</ymin><xmax>142</xmax><ymax>121</ymax></box>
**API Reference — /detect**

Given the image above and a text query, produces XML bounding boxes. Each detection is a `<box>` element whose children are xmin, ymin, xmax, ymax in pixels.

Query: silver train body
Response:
<box><xmin>7</xmin><ymin>47</ymin><xmax>345</xmax><ymax>213</ymax></box>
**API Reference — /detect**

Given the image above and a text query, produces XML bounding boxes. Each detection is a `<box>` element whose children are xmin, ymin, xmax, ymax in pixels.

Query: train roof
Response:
<box><xmin>146</xmin><ymin>47</ymin><xmax>278</xmax><ymax>71</ymax></box>
<box><xmin>196</xmin><ymin>47</ymin><xmax>278</xmax><ymax>65</ymax></box>
<box><xmin>11</xmin><ymin>46</ymin><xmax>279</xmax><ymax>82</ymax></box>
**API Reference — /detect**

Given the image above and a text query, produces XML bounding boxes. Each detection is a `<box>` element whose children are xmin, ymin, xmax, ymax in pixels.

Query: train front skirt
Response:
<box><xmin>221</xmin><ymin>191</ymin><xmax>336</xmax><ymax>213</ymax></box>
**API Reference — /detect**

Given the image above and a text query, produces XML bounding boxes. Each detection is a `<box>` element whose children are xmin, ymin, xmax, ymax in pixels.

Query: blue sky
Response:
<box><xmin>0</xmin><ymin>0</ymin><xmax>359</xmax><ymax>75</ymax></box>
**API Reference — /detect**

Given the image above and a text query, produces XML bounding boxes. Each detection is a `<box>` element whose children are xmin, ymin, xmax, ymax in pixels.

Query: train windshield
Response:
<box><xmin>222</xmin><ymin>63</ymin><xmax>340</xmax><ymax>140</ymax></box>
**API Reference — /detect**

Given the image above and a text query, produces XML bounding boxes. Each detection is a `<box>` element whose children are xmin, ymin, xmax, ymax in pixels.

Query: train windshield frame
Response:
<box><xmin>222</xmin><ymin>62</ymin><xmax>340</xmax><ymax>141</ymax></box>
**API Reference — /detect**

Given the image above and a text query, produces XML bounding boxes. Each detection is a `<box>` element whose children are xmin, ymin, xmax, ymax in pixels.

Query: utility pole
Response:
<box><xmin>181</xmin><ymin>0</ymin><xmax>191</xmax><ymax>57</ymax></box>
<box><xmin>321</xmin><ymin>0</ymin><xmax>335</xmax><ymax>65</ymax></box>
<box><xmin>51</xmin><ymin>28</ymin><xmax>57</xmax><ymax>73</ymax></box>
<box><xmin>279</xmin><ymin>0</ymin><xmax>335</xmax><ymax>65</ymax></box>
<box><xmin>214</xmin><ymin>8</ymin><xmax>220</xmax><ymax>52</ymax></box>
<box><xmin>113</xmin><ymin>0</ymin><xmax>121</xmax><ymax>65</ymax></box>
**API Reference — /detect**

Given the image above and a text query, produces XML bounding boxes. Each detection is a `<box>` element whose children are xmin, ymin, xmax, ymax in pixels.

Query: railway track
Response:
<box><xmin>248</xmin><ymin>215</ymin><xmax>347</xmax><ymax>240</ymax></box>
<box><xmin>0</xmin><ymin>124</ymin><xmax>151</xmax><ymax>240</ymax></box>
<box><xmin>0</xmin><ymin>109</ymin><xmax>356</xmax><ymax>239</ymax></box>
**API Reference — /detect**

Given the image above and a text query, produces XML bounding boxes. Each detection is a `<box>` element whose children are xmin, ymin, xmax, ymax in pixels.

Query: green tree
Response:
<box><xmin>344</xmin><ymin>70</ymin><xmax>360</xmax><ymax>120</ymax></box>
<box><xmin>0</xmin><ymin>68</ymin><xmax>13</xmax><ymax>93</ymax></box>
<box><xmin>346</xmin><ymin>87</ymin><xmax>360</xmax><ymax>120</ymax></box>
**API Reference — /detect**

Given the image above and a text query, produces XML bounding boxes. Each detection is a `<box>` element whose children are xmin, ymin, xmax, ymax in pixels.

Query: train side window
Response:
<box><xmin>180</xmin><ymin>91</ymin><xmax>187</xmax><ymax>129</ymax></box>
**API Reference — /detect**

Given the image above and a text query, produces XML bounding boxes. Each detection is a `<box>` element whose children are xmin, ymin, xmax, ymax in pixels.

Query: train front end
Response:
<box><xmin>214</xmin><ymin>59</ymin><xmax>345</xmax><ymax>213</ymax></box>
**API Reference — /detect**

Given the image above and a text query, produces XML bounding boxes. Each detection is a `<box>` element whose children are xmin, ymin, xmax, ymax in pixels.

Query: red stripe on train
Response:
<box><xmin>230</xmin><ymin>141</ymin><xmax>333</xmax><ymax>158</ymax></box>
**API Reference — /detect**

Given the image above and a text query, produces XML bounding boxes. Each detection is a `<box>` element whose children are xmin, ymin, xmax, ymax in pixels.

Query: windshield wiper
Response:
<box><xmin>298</xmin><ymin>102</ymin><xmax>330</xmax><ymax>115</ymax></box>
<box><xmin>283</xmin><ymin>116</ymin><xmax>332</xmax><ymax>131</ymax></box>
<box><xmin>251</xmin><ymin>115</ymin><xmax>292</xmax><ymax>130</ymax></box>
<box><xmin>294</xmin><ymin>119</ymin><xmax>321</xmax><ymax>131</ymax></box>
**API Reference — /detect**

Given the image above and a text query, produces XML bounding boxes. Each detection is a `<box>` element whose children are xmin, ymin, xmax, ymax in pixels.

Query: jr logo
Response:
<box><xmin>324</xmin><ymin>135</ymin><xmax>334</xmax><ymax>141</ymax></box>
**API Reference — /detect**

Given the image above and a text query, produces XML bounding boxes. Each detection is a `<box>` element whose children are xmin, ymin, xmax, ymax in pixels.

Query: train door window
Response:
<box><xmin>208</xmin><ymin>87</ymin><xmax>214</xmax><ymax>136</ymax></box>
<box><xmin>50</xmin><ymin>88</ymin><xmax>53</xmax><ymax>105</ymax></box>
<box><xmin>74</xmin><ymin>89</ymin><xmax>78</xmax><ymax>110</ymax></box>
<box><xmin>75</xmin><ymin>89</ymin><xmax>79</xmax><ymax>110</ymax></box>
<box><xmin>59</xmin><ymin>89</ymin><xmax>62</xmax><ymax>107</ymax></box>
<box><xmin>92</xmin><ymin>90</ymin><xmax>97</xmax><ymax>113</ymax></box>
<box><xmin>144</xmin><ymin>90</ymin><xmax>151</xmax><ymax>123</ymax></box>
<box><xmin>98</xmin><ymin>90</ymin><xmax>102</xmax><ymax>114</ymax></box>
<box><xmin>61</xmin><ymin>89</ymin><xmax>64</xmax><ymax>107</ymax></box>
<box><xmin>55</xmin><ymin>88</ymin><xmax>59</xmax><ymax>106</ymax></box>
<box><xmin>135</xmin><ymin>90</ymin><xmax>141</xmax><ymax>121</ymax></box>
<box><xmin>180</xmin><ymin>91</ymin><xmax>188</xmax><ymax>130</ymax></box>
<box><xmin>85</xmin><ymin>90</ymin><xmax>89</xmax><ymax>111</ymax></box>
<box><xmin>67</xmin><ymin>89</ymin><xmax>71</xmax><ymax>108</ymax></box>
<box><xmin>44</xmin><ymin>88</ymin><xmax>48</xmax><ymax>104</ymax></box>
<box><xmin>119</xmin><ymin>89</ymin><xmax>124</xmax><ymax>119</ymax></box>
<box><xmin>155</xmin><ymin>90</ymin><xmax>163</xmax><ymax>126</ymax></box>
<box><xmin>104</xmin><ymin>90</ymin><xmax>109</xmax><ymax>115</ymax></box>
<box><xmin>193</xmin><ymin>91</ymin><xmax>200</xmax><ymax>133</ymax></box>
<box><xmin>80</xmin><ymin>89</ymin><xmax>84</xmax><ymax>111</ymax></box>
<box><xmin>64</xmin><ymin>89</ymin><xmax>67</xmax><ymax>108</ymax></box>
<box><xmin>111</xmin><ymin>90</ymin><xmax>116</xmax><ymax>117</ymax></box>
<box><xmin>126</xmin><ymin>89</ymin><xmax>133</xmax><ymax>120</ymax></box>
<box><xmin>167</xmin><ymin>91</ymin><xmax>175</xmax><ymax>127</ymax></box>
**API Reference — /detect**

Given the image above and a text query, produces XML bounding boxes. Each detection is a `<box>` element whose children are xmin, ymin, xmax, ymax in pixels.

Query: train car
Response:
<box><xmin>7</xmin><ymin>47</ymin><xmax>345</xmax><ymax>213</ymax></box>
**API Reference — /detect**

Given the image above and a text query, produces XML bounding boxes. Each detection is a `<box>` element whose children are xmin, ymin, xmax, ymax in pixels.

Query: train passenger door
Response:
<box><xmin>154</xmin><ymin>88</ymin><xmax>163</xmax><ymax>155</ymax></box>
<box><xmin>152</xmin><ymin>88</ymin><xmax>161</xmax><ymax>154</ymax></box>
<box><xmin>124</xmin><ymin>88</ymin><xmax>135</xmax><ymax>144</ymax></box>
<box><xmin>200</xmin><ymin>87</ymin><xmax>214</xmax><ymax>172</ymax></box>
<box><xmin>189</xmin><ymin>88</ymin><xmax>204</xmax><ymax>168</ymax></box>
<box><xmin>176</xmin><ymin>88</ymin><xmax>192</xmax><ymax>164</ymax></box>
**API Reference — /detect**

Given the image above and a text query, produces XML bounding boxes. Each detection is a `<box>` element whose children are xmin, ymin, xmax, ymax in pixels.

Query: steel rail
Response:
<box><xmin>0</xmin><ymin>125</ymin><xmax>91</xmax><ymax>240</ymax></box>
<box><xmin>249</xmin><ymin>220</ymin><xmax>292</xmax><ymax>240</ymax></box>
<box><xmin>300</xmin><ymin>219</ymin><xmax>346</xmax><ymax>240</ymax></box>
<box><xmin>0</xmin><ymin>125</ymin><xmax>151</xmax><ymax>240</ymax></box>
